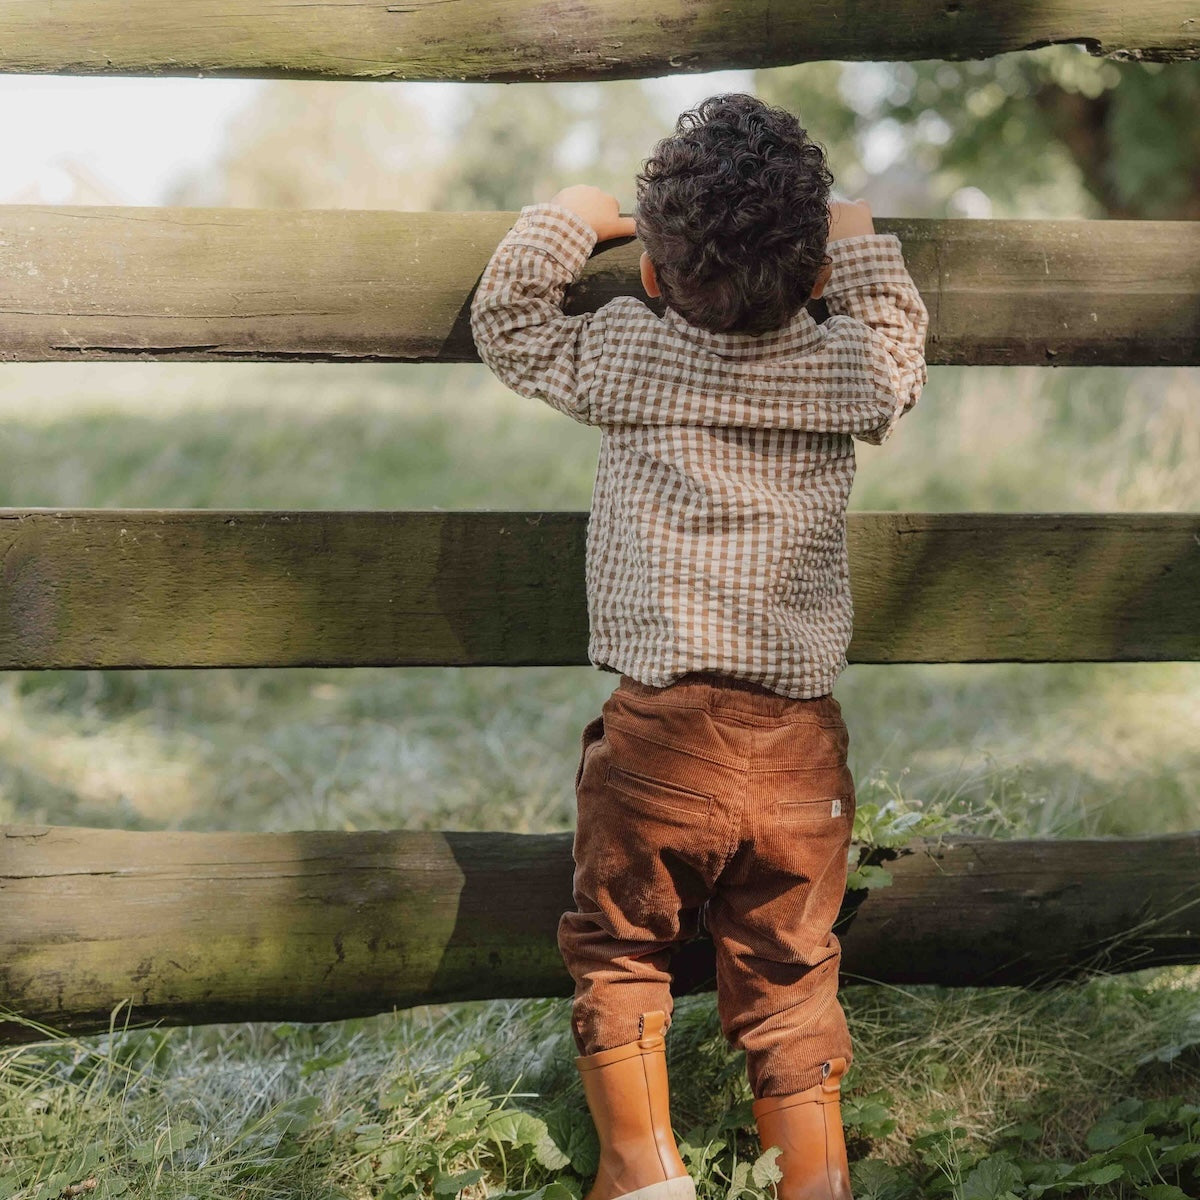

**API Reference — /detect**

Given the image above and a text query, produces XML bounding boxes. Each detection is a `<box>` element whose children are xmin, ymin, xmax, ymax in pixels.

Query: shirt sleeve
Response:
<box><xmin>821</xmin><ymin>233</ymin><xmax>929</xmax><ymax>446</ymax></box>
<box><xmin>470</xmin><ymin>202</ymin><xmax>607</xmax><ymax>426</ymax></box>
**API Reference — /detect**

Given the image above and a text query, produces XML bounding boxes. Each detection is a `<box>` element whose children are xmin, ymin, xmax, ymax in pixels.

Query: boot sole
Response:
<box><xmin>614</xmin><ymin>1178</ymin><xmax>697</xmax><ymax>1200</ymax></box>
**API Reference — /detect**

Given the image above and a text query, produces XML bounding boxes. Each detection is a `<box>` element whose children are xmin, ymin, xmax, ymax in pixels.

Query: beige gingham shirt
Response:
<box><xmin>471</xmin><ymin>203</ymin><xmax>928</xmax><ymax>698</ymax></box>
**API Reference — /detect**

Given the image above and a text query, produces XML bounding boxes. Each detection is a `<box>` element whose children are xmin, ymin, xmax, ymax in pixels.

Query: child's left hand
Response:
<box><xmin>549</xmin><ymin>185</ymin><xmax>637</xmax><ymax>242</ymax></box>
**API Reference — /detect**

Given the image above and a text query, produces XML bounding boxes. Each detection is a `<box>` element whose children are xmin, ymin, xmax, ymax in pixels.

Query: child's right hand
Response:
<box><xmin>828</xmin><ymin>198</ymin><xmax>874</xmax><ymax>242</ymax></box>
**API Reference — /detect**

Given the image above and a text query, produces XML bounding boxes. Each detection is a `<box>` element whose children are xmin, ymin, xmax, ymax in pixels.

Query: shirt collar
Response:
<box><xmin>661</xmin><ymin>303</ymin><xmax>824</xmax><ymax>361</ymax></box>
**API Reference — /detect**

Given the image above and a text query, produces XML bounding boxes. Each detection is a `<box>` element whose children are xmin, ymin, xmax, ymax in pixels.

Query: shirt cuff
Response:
<box><xmin>823</xmin><ymin>233</ymin><xmax>912</xmax><ymax>297</ymax></box>
<box><xmin>505</xmin><ymin>202</ymin><xmax>599</xmax><ymax>275</ymax></box>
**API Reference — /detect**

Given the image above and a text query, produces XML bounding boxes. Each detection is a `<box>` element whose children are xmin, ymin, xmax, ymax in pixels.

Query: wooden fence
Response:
<box><xmin>0</xmin><ymin>1</ymin><xmax>1195</xmax><ymax>81</ymax></box>
<box><xmin>1</xmin><ymin>8</ymin><xmax>1198</xmax><ymax>1044</ymax></box>
<box><xmin>2</xmin><ymin>213</ymin><xmax>1197</xmax><ymax>367</ymax></box>
<box><xmin>4</xmin><ymin>824</ymin><xmax>1199</xmax><ymax>1045</ymax></box>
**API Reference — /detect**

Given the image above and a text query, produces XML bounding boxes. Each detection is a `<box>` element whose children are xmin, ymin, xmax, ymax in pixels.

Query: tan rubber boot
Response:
<box><xmin>752</xmin><ymin>1058</ymin><xmax>853</xmax><ymax>1200</ymax></box>
<box><xmin>575</xmin><ymin>1011</ymin><xmax>696</xmax><ymax>1200</ymax></box>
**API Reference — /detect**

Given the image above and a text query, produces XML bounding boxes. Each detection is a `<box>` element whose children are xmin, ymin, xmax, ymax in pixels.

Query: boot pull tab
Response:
<box><xmin>638</xmin><ymin>1010</ymin><xmax>668</xmax><ymax>1048</ymax></box>
<box><xmin>821</xmin><ymin>1058</ymin><xmax>846</xmax><ymax>1095</ymax></box>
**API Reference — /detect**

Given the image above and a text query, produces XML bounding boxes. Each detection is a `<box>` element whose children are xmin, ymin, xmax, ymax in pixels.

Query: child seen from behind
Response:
<box><xmin>471</xmin><ymin>93</ymin><xmax>928</xmax><ymax>1200</ymax></box>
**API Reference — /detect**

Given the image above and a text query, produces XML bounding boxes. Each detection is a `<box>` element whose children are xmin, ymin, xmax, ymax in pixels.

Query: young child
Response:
<box><xmin>471</xmin><ymin>93</ymin><xmax>927</xmax><ymax>1200</ymax></box>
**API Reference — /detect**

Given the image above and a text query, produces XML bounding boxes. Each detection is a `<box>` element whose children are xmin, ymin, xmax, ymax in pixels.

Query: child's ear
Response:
<box><xmin>809</xmin><ymin>259</ymin><xmax>833</xmax><ymax>300</ymax></box>
<box><xmin>640</xmin><ymin>251</ymin><xmax>661</xmax><ymax>299</ymax></box>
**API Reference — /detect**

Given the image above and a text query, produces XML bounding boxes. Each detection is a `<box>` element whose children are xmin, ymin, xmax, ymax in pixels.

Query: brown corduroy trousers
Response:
<box><xmin>557</xmin><ymin>672</ymin><xmax>856</xmax><ymax>1099</ymax></box>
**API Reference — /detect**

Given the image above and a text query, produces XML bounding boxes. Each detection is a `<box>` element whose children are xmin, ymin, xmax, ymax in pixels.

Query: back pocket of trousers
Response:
<box><xmin>779</xmin><ymin>794</ymin><xmax>853</xmax><ymax>825</ymax></box>
<box><xmin>605</xmin><ymin>764</ymin><xmax>714</xmax><ymax>822</ymax></box>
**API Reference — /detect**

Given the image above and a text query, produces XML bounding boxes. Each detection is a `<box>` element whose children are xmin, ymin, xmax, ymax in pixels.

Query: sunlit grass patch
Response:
<box><xmin>3</xmin><ymin>968</ymin><xmax>1197</xmax><ymax>1198</ymax></box>
<box><xmin>0</xmin><ymin>677</ymin><xmax>216</xmax><ymax>829</ymax></box>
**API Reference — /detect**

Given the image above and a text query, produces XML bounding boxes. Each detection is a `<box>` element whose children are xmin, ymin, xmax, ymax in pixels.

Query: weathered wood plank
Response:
<box><xmin>1</xmin><ymin>210</ymin><xmax>1197</xmax><ymax>366</ymax></box>
<box><xmin>0</xmin><ymin>511</ymin><xmax>1196</xmax><ymax>668</ymax></box>
<box><xmin>0</xmin><ymin>1</ymin><xmax>1195</xmax><ymax>82</ymax></box>
<box><xmin>2</xmin><ymin>823</ymin><xmax>1198</xmax><ymax>1043</ymax></box>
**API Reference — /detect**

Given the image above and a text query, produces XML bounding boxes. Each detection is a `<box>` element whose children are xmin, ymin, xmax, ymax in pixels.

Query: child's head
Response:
<box><xmin>635</xmin><ymin>93</ymin><xmax>833</xmax><ymax>336</ymax></box>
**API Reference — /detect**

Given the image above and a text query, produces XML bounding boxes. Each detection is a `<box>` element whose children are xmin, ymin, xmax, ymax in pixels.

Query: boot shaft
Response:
<box><xmin>576</xmin><ymin>1011</ymin><xmax>694</xmax><ymax>1200</ymax></box>
<box><xmin>752</xmin><ymin>1058</ymin><xmax>853</xmax><ymax>1200</ymax></box>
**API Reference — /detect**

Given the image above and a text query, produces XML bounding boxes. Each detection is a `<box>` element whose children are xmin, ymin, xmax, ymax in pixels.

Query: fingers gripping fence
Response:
<box><xmin>1</xmin><ymin>4</ymin><xmax>1199</xmax><ymax>1044</ymax></box>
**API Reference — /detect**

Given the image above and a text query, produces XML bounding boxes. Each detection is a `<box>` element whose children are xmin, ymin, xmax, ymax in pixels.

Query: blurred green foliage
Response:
<box><xmin>174</xmin><ymin>48</ymin><xmax>1198</xmax><ymax>222</ymax></box>
<box><xmin>757</xmin><ymin>49</ymin><xmax>1200</xmax><ymax>218</ymax></box>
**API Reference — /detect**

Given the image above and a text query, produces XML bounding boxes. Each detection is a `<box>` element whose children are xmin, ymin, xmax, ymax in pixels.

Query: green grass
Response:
<box><xmin>1</xmin><ymin>361</ymin><xmax>1197</xmax><ymax>1198</ymax></box>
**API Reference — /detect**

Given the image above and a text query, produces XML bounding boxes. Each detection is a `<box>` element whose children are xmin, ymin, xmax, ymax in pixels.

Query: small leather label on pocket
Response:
<box><xmin>831</xmin><ymin>797</ymin><xmax>842</xmax><ymax>817</ymax></box>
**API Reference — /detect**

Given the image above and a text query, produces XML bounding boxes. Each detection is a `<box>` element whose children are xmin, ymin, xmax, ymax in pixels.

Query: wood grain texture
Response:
<box><xmin>1</xmin><ymin>511</ymin><xmax>1196</xmax><ymax>668</ymax></box>
<box><xmin>0</xmin><ymin>1</ymin><xmax>1195</xmax><ymax>82</ymax></box>
<box><xmin>3</xmin><ymin>823</ymin><xmax>1198</xmax><ymax>1043</ymax></box>
<box><xmin>1</xmin><ymin>210</ymin><xmax>1197</xmax><ymax>366</ymax></box>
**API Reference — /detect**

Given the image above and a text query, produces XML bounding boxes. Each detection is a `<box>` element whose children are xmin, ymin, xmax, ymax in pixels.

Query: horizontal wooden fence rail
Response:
<box><xmin>2</xmin><ymin>823</ymin><xmax>1198</xmax><ymax>1043</ymax></box>
<box><xmin>0</xmin><ymin>1</ymin><xmax>1196</xmax><ymax>82</ymax></box>
<box><xmin>2</xmin><ymin>211</ymin><xmax>1198</xmax><ymax>366</ymax></box>
<box><xmin>1</xmin><ymin>510</ymin><xmax>1197</xmax><ymax>669</ymax></box>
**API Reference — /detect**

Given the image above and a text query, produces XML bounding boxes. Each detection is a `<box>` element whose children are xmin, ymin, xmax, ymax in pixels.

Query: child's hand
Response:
<box><xmin>549</xmin><ymin>185</ymin><xmax>638</xmax><ymax>242</ymax></box>
<box><xmin>828</xmin><ymin>198</ymin><xmax>874</xmax><ymax>242</ymax></box>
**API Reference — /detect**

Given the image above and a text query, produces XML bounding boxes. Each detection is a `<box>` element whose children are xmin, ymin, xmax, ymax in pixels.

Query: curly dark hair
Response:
<box><xmin>635</xmin><ymin>93</ymin><xmax>833</xmax><ymax>336</ymax></box>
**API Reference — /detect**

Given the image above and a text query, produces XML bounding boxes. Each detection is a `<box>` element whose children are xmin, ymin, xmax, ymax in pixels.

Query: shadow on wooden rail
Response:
<box><xmin>1</xmin><ymin>511</ymin><xmax>1197</xmax><ymax>669</ymax></box>
<box><xmin>2</xmin><ymin>824</ymin><xmax>1198</xmax><ymax>1044</ymax></box>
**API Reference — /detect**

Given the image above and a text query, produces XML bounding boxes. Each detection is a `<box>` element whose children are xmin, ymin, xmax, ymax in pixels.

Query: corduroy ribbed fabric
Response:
<box><xmin>557</xmin><ymin>672</ymin><xmax>856</xmax><ymax>1099</ymax></box>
